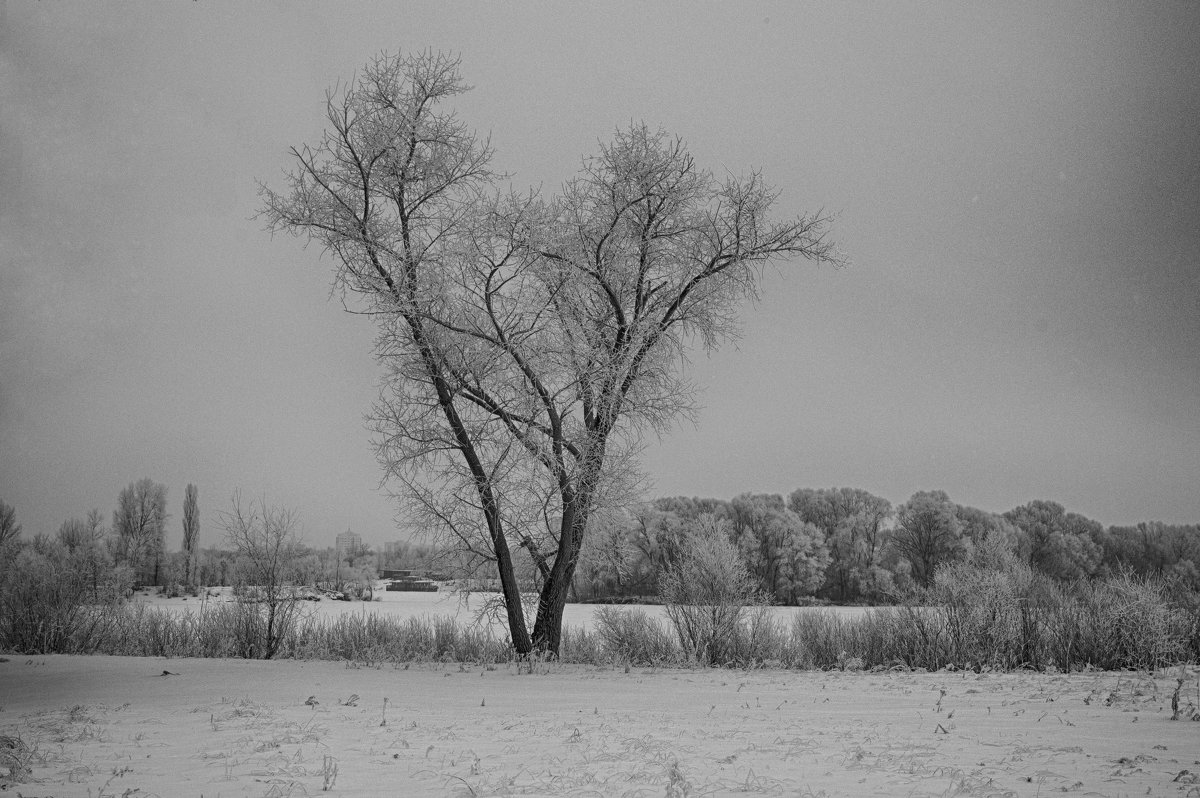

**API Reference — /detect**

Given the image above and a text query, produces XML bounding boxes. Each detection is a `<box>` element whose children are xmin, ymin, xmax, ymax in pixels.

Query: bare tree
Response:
<box><xmin>57</xmin><ymin>517</ymin><xmax>89</xmax><ymax>552</ymax></box>
<box><xmin>789</xmin><ymin>487</ymin><xmax>893</xmax><ymax>601</ymax></box>
<box><xmin>51</xmin><ymin>510</ymin><xmax>122</xmax><ymax>603</ymax></box>
<box><xmin>220</xmin><ymin>493</ymin><xmax>304</xmax><ymax>659</ymax></box>
<box><xmin>892</xmin><ymin>490</ymin><xmax>965</xmax><ymax>588</ymax></box>
<box><xmin>730</xmin><ymin>493</ymin><xmax>829</xmax><ymax>603</ymax></box>
<box><xmin>112</xmin><ymin>479</ymin><xmax>168</xmax><ymax>586</ymax></box>
<box><xmin>81</xmin><ymin>509</ymin><xmax>114</xmax><ymax>602</ymax></box>
<box><xmin>1003</xmin><ymin>500</ymin><xmax>1103</xmax><ymax>582</ymax></box>
<box><xmin>260</xmin><ymin>50</ymin><xmax>842</xmax><ymax>655</ymax></box>
<box><xmin>182</xmin><ymin>483</ymin><xmax>200</xmax><ymax>586</ymax></box>
<box><xmin>85</xmin><ymin>508</ymin><xmax>106</xmax><ymax>544</ymax></box>
<box><xmin>0</xmin><ymin>500</ymin><xmax>20</xmax><ymax>548</ymax></box>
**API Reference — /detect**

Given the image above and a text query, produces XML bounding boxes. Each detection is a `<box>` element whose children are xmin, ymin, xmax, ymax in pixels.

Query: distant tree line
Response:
<box><xmin>0</xmin><ymin>483</ymin><xmax>389</xmax><ymax>601</ymax></box>
<box><xmin>573</xmin><ymin>489</ymin><xmax>1200</xmax><ymax>605</ymax></box>
<box><xmin>3</xmin><ymin>485</ymin><xmax>1196</xmax><ymax>611</ymax></box>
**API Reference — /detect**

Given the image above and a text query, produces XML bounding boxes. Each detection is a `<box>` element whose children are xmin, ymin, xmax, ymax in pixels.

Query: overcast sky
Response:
<box><xmin>3</xmin><ymin>2</ymin><xmax>1198</xmax><ymax>549</ymax></box>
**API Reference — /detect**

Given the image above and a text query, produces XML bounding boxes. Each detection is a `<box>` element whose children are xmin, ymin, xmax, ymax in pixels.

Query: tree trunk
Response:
<box><xmin>493</xmin><ymin>526</ymin><xmax>533</xmax><ymax>655</ymax></box>
<box><xmin>404</xmin><ymin>310</ymin><xmax>534</xmax><ymax>655</ymax></box>
<box><xmin>531</xmin><ymin>494</ymin><xmax>590</xmax><ymax>655</ymax></box>
<box><xmin>531</xmin><ymin>561</ymin><xmax>576</xmax><ymax>655</ymax></box>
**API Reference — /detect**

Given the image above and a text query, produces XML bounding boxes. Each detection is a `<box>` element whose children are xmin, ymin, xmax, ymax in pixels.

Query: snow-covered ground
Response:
<box><xmin>133</xmin><ymin>586</ymin><xmax>872</xmax><ymax>632</ymax></box>
<box><xmin>2</xmin><ymin>655</ymin><xmax>1197</xmax><ymax>796</ymax></box>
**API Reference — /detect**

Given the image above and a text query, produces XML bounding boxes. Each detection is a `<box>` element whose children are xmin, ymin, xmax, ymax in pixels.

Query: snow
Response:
<box><xmin>135</xmin><ymin>587</ymin><xmax>872</xmax><ymax>632</ymax></box>
<box><xmin>3</xmin><ymin>655</ymin><xmax>1198</xmax><ymax>796</ymax></box>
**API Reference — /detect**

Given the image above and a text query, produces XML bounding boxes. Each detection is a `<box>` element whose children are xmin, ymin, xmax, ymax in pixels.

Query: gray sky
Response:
<box><xmin>3</xmin><ymin>2</ymin><xmax>1198</xmax><ymax>549</ymax></box>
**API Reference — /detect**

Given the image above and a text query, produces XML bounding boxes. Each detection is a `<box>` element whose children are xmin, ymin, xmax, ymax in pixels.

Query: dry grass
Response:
<box><xmin>3</xmin><ymin>564</ymin><xmax>1198</xmax><ymax>674</ymax></box>
<box><xmin>0</xmin><ymin>734</ymin><xmax>33</xmax><ymax>786</ymax></box>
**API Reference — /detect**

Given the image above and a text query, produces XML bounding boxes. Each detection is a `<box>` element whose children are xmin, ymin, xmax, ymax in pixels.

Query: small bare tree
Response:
<box><xmin>0</xmin><ymin>500</ymin><xmax>21</xmax><ymax>549</ymax></box>
<box><xmin>80</xmin><ymin>509</ymin><xmax>116</xmax><ymax>602</ymax></box>
<box><xmin>220</xmin><ymin>493</ymin><xmax>304</xmax><ymax>659</ymax></box>
<box><xmin>57</xmin><ymin>517</ymin><xmax>89</xmax><ymax>553</ymax></box>
<box><xmin>182</xmin><ymin>483</ymin><xmax>200</xmax><ymax>586</ymax></box>
<box><xmin>112</xmin><ymin>478</ymin><xmax>168</xmax><ymax>586</ymax></box>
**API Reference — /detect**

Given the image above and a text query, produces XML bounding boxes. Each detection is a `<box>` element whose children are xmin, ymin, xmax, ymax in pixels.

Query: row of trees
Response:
<box><xmin>0</xmin><ymin>485</ymin><xmax>382</xmax><ymax>597</ymax></box>
<box><xmin>573</xmin><ymin>489</ymin><xmax>1200</xmax><ymax>606</ymax></box>
<box><xmin>7</xmin><ymin>482</ymin><xmax>1196</xmax><ymax>613</ymax></box>
<box><xmin>3</xmin><ymin>489</ymin><xmax>396</xmax><ymax>660</ymax></box>
<box><xmin>1</xmin><ymin>481</ymin><xmax>192</xmax><ymax>590</ymax></box>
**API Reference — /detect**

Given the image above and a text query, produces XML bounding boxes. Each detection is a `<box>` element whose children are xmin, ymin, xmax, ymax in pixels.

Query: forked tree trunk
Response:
<box><xmin>531</xmin><ymin>561</ymin><xmax>576</xmax><ymax>655</ymax></box>
<box><xmin>531</xmin><ymin>493</ymin><xmax>591</xmax><ymax>656</ymax></box>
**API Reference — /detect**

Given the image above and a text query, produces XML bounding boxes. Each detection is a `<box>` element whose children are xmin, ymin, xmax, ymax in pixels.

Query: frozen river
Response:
<box><xmin>137</xmin><ymin>586</ymin><xmax>873</xmax><ymax>633</ymax></box>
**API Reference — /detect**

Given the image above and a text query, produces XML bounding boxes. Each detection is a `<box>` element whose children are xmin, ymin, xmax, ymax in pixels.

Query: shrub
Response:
<box><xmin>559</xmin><ymin>623</ymin><xmax>606</xmax><ymax>664</ymax></box>
<box><xmin>787</xmin><ymin>607</ymin><xmax>948</xmax><ymax>671</ymax></box>
<box><xmin>0</xmin><ymin>547</ymin><xmax>89</xmax><ymax>653</ymax></box>
<box><xmin>788</xmin><ymin>609</ymin><xmax>852</xmax><ymax>669</ymax></box>
<box><xmin>282</xmin><ymin>613</ymin><xmax>512</xmax><ymax>664</ymax></box>
<box><xmin>220</xmin><ymin>495</ymin><xmax>306</xmax><ymax>659</ymax></box>
<box><xmin>592</xmin><ymin>607</ymin><xmax>679</xmax><ymax>664</ymax></box>
<box><xmin>661</xmin><ymin>514</ymin><xmax>763</xmax><ymax>665</ymax></box>
<box><xmin>1169</xmin><ymin>585</ymin><xmax>1200</xmax><ymax>661</ymax></box>
<box><xmin>1066</xmin><ymin>573</ymin><xmax>1185</xmax><ymax>671</ymax></box>
<box><xmin>730</xmin><ymin>607</ymin><xmax>795</xmax><ymax>666</ymax></box>
<box><xmin>932</xmin><ymin>560</ymin><xmax>1037</xmax><ymax>670</ymax></box>
<box><xmin>0</xmin><ymin>545</ymin><xmax>132</xmax><ymax>654</ymax></box>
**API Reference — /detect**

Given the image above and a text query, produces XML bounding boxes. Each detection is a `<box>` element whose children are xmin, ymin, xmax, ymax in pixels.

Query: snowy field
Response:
<box><xmin>7</xmin><ymin>593</ymin><xmax>1196</xmax><ymax>795</ymax></box>
<box><xmin>2</xmin><ymin>655</ymin><xmax>1198</xmax><ymax>796</ymax></box>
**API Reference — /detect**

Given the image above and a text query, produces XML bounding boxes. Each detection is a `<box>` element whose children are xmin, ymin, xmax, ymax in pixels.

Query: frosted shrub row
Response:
<box><xmin>2</xmin><ymin>570</ymin><xmax>1195</xmax><ymax>671</ymax></box>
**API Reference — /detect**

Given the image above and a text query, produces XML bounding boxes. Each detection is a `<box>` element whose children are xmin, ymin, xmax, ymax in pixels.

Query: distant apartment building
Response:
<box><xmin>335</xmin><ymin>529</ymin><xmax>363</xmax><ymax>561</ymax></box>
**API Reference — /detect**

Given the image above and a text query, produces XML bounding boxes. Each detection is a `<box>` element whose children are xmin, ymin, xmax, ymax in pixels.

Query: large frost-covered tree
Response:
<box><xmin>260</xmin><ymin>51</ymin><xmax>842</xmax><ymax>654</ymax></box>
